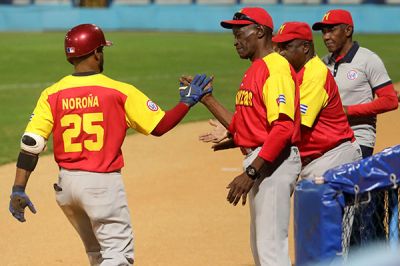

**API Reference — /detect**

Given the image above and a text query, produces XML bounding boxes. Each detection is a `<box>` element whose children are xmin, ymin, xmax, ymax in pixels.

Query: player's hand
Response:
<box><xmin>179</xmin><ymin>75</ymin><xmax>193</xmax><ymax>87</ymax></box>
<box><xmin>9</xmin><ymin>185</ymin><xmax>36</xmax><ymax>222</ymax></box>
<box><xmin>179</xmin><ymin>74</ymin><xmax>213</xmax><ymax>107</ymax></box>
<box><xmin>212</xmin><ymin>138</ymin><xmax>236</xmax><ymax>151</ymax></box>
<box><xmin>226</xmin><ymin>172</ymin><xmax>255</xmax><ymax>206</ymax></box>
<box><xmin>199</xmin><ymin>119</ymin><xmax>228</xmax><ymax>143</ymax></box>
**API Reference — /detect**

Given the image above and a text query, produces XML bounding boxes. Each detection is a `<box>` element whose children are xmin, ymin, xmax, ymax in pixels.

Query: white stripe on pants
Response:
<box><xmin>55</xmin><ymin>169</ymin><xmax>134</xmax><ymax>266</ymax></box>
<box><xmin>244</xmin><ymin>146</ymin><xmax>301</xmax><ymax>266</ymax></box>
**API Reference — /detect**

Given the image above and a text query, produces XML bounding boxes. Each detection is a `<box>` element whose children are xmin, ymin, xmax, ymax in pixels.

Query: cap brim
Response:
<box><xmin>312</xmin><ymin>21</ymin><xmax>338</xmax><ymax>31</ymax></box>
<box><xmin>272</xmin><ymin>34</ymin><xmax>297</xmax><ymax>43</ymax></box>
<box><xmin>220</xmin><ymin>20</ymin><xmax>253</xmax><ymax>29</ymax></box>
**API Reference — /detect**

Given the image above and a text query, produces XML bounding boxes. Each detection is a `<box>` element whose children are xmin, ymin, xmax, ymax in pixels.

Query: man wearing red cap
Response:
<box><xmin>272</xmin><ymin>21</ymin><xmax>362</xmax><ymax>180</ymax></box>
<box><xmin>195</xmin><ymin>7</ymin><xmax>301</xmax><ymax>266</ymax></box>
<box><xmin>312</xmin><ymin>9</ymin><xmax>398</xmax><ymax>247</ymax></box>
<box><xmin>312</xmin><ymin>9</ymin><xmax>398</xmax><ymax>159</ymax></box>
<box><xmin>8</xmin><ymin>23</ymin><xmax>212</xmax><ymax>265</ymax></box>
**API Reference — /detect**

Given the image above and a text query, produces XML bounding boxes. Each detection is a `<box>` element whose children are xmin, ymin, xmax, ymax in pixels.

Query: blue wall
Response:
<box><xmin>1</xmin><ymin>4</ymin><xmax>400</xmax><ymax>33</ymax></box>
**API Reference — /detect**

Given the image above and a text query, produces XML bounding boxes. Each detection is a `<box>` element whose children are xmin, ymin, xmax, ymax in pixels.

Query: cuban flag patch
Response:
<box><xmin>300</xmin><ymin>104</ymin><xmax>308</xmax><ymax>114</ymax></box>
<box><xmin>276</xmin><ymin>94</ymin><xmax>286</xmax><ymax>105</ymax></box>
<box><xmin>147</xmin><ymin>100</ymin><xmax>159</xmax><ymax>111</ymax></box>
<box><xmin>66</xmin><ymin>47</ymin><xmax>75</xmax><ymax>54</ymax></box>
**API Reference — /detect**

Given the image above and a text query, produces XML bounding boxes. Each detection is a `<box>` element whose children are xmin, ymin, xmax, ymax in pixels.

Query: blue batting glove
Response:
<box><xmin>9</xmin><ymin>185</ymin><xmax>36</xmax><ymax>222</ymax></box>
<box><xmin>179</xmin><ymin>74</ymin><xmax>213</xmax><ymax>107</ymax></box>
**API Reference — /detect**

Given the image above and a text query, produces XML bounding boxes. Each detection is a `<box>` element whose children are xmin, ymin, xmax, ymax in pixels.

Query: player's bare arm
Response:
<box><xmin>200</xmin><ymin>94</ymin><xmax>233</xmax><ymax>129</ymax></box>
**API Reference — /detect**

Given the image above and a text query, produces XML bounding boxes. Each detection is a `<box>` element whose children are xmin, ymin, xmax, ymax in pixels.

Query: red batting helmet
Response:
<box><xmin>64</xmin><ymin>24</ymin><xmax>112</xmax><ymax>63</ymax></box>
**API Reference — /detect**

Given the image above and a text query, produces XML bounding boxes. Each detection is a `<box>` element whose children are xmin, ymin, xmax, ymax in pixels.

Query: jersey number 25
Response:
<box><xmin>61</xmin><ymin>113</ymin><xmax>104</xmax><ymax>152</ymax></box>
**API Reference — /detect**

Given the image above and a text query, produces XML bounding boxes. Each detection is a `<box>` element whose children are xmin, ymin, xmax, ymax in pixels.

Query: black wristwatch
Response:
<box><xmin>246</xmin><ymin>165</ymin><xmax>260</xmax><ymax>180</ymax></box>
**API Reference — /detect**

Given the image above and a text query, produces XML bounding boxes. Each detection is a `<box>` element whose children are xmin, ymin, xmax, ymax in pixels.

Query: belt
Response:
<box><xmin>301</xmin><ymin>153</ymin><xmax>323</xmax><ymax>167</ymax></box>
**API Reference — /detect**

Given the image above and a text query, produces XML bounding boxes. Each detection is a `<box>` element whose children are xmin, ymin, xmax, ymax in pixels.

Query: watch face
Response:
<box><xmin>246</xmin><ymin>166</ymin><xmax>259</xmax><ymax>180</ymax></box>
<box><xmin>248</xmin><ymin>168</ymin><xmax>256</xmax><ymax>176</ymax></box>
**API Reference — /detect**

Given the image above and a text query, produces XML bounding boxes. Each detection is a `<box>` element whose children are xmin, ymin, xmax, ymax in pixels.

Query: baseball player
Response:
<box><xmin>272</xmin><ymin>21</ymin><xmax>362</xmax><ymax>179</ymax></box>
<box><xmin>8</xmin><ymin>24</ymin><xmax>212</xmax><ymax>266</ymax></box>
<box><xmin>312</xmin><ymin>9</ymin><xmax>399</xmax><ymax>246</ymax></box>
<box><xmin>193</xmin><ymin>7</ymin><xmax>302</xmax><ymax>266</ymax></box>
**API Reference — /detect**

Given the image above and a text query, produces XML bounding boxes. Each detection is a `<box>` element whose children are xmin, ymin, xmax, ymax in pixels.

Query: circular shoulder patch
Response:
<box><xmin>347</xmin><ymin>70</ymin><xmax>358</xmax><ymax>80</ymax></box>
<box><xmin>147</xmin><ymin>100</ymin><xmax>159</xmax><ymax>111</ymax></box>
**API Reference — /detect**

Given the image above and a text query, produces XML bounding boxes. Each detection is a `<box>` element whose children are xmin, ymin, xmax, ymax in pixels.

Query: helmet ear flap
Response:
<box><xmin>64</xmin><ymin>24</ymin><xmax>111</xmax><ymax>62</ymax></box>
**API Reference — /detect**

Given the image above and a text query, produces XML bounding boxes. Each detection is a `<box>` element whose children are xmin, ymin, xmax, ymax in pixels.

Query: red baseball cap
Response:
<box><xmin>312</xmin><ymin>9</ymin><xmax>354</xmax><ymax>31</ymax></box>
<box><xmin>272</xmin><ymin>22</ymin><xmax>313</xmax><ymax>43</ymax></box>
<box><xmin>220</xmin><ymin>7</ymin><xmax>273</xmax><ymax>30</ymax></box>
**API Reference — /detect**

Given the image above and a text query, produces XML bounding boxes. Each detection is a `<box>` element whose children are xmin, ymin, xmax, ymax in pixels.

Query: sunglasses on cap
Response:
<box><xmin>233</xmin><ymin>12</ymin><xmax>258</xmax><ymax>24</ymax></box>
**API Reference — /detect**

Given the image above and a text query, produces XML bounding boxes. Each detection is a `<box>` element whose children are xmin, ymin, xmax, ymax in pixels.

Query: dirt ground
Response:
<box><xmin>0</xmin><ymin>105</ymin><xmax>399</xmax><ymax>265</ymax></box>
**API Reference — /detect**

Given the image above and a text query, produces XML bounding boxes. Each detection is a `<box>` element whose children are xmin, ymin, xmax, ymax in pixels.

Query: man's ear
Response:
<box><xmin>94</xmin><ymin>49</ymin><xmax>101</xmax><ymax>61</ymax></box>
<box><xmin>256</xmin><ymin>25</ymin><xmax>266</xmax><ymax>39</ymax></box>
<box><xmin>345</xmin><ymin>25</ymin><xmax>353</xmax><ymax>37</ymax></box>
<box><xmin>303</xmin><ymin>42</ymin><xmax>311</xmax><ymax>55</ymax></box>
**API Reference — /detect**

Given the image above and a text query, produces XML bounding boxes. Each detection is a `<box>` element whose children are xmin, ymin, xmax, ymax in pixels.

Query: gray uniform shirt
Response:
<box><xmin>322</xmin><ymin>42</ymin><xmax>392</xmax><ymax>148</ymax></box>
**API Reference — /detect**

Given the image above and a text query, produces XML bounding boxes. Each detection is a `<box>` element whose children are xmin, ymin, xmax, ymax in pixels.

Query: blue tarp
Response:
<box><xmin>294</xmin><ymin>145</ymin><xmax>400</xmax><ymax>266</ymax></box>
<box><xmin>323</xmin><ymin>145</ymin><xmax>400</xmax><ymax>195</ymax></box>
<box><xmin>294</xmin><ymin>181</ymin><xmax>344</xmax><ymax>266</ymax></box>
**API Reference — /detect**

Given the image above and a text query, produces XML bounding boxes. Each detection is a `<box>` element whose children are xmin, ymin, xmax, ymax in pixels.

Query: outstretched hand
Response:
<box><xmin>9</xmin><ymin>186</ymin><xmax>36</xmax><ymax>222</ymax></box>
<box><xmin>179</xmin><ymin>74</ymin><xmax>213</xmax><ymax>107</ymax></box>
<box><xmin>199</xmin><ymin>119</ymin><xmax>229</xmax><ymax>143</ymax></box>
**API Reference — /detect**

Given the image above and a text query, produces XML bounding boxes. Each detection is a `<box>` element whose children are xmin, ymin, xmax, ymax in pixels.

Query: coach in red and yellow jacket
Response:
<box><xmin>273</xmin><ymin>22</ymin><xmax>362</xmax><ymax>178</ymax></box>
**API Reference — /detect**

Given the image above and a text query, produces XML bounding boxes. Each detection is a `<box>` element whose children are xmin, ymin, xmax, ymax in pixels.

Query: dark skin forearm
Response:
<box><xmin>14</xmin><ymin>167</ymin><xmax>32</xmax><ymax>188</ymax></box>
<box><xmin>200</xmin><ymin>94</ymin><xmax>233</xmax><ymax>129</ymax></box>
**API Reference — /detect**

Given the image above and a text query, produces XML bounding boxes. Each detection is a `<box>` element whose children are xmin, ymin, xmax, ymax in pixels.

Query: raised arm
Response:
<box><xmin>200</xmin><ymin>94</ymin><xmax>234</xmax><ymax>129</ymax></box>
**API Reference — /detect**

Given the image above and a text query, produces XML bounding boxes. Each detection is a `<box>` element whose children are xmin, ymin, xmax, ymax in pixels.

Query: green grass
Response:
<box><xmin>0</xmin><ymin>32</ymin><xmax>399</xmax><ymax>165</ymax></box>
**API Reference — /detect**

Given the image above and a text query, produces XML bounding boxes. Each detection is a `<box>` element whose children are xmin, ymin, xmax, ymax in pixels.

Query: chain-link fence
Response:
<box><xmin>342</xmin><ymin>188</ymin><xmax>400</xmax><ymax>259</ymax></box>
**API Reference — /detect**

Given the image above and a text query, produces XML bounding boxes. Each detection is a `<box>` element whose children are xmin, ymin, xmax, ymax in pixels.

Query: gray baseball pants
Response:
<box><xmin>55</xmin><ymin>168</ymin><xmax>134</xmax><ymax>266</ymax></box>
<box><xmin>244</xmin><ymin>146</ymin><xmax>301</xmax><ymax>266</ymax></box>
<box><xmin>300</xmin><ymin>140</ymin><xmax>362</xmax><ymax>180</ymax></box>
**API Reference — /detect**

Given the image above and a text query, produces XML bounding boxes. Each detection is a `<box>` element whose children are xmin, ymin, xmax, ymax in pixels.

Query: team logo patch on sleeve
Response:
<box><xmin>300</xmin><ymin>104</ymin><xmax>308</xmax><ymax>114</ymax></box>
<box><xmin>276</xmin><ymin>94</ymin><xmax>286</xmax><ymax>105</ymax></box>
<box><xmin>146</xmin><ymin>100</ymin><xmax>159</xmax><ymax>111</ymax></box>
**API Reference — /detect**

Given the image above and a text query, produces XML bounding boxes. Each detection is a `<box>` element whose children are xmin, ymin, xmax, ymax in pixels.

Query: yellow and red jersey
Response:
<box><xmin>25</xmin><ymin>73</ymin><xmax>165</xmax><ymax>172</ymax></box>
<box><xmin>297</xmin><ymin>56</ymin><xmax>354</xmax><ymax>159</ymax></box>
<box><xmin>228</xmin><ymin>52</ymin><xmax>300</xmax><ymax>157</ymax></box>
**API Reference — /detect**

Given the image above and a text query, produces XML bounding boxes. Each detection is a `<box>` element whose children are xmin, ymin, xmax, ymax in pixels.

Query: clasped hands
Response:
<box><xmin>179</xmin><ymin>74</ymin><xmax>213</xmax><ymax>107</ymax></box>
